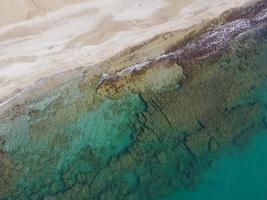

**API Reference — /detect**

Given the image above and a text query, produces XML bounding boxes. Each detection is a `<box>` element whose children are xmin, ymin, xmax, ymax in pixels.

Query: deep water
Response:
<box><xmin>166</xmin><ymin>129</ymin><xmax>267</xmax><ymax>200</ymax></box>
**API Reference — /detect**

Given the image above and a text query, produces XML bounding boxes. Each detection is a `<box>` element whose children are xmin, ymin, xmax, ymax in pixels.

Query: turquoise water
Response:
<box><xmin>1</xmin><ymin>21</ymin><xmax>267</xmax><ymax>200</ymax></box>
<box><xmin>165</xmin><ymin>34</ymin><xmax>267</xmax><ymax>200</ymax></box>
<box><xmin>5</xmin><ymin>94</ymin><xmax>147</xmax><ymax>199</ymax></box>
<box><xmin>166</xmin><ymin>130</ymin><xmax>267</xmax><ymax>200</ymax></box>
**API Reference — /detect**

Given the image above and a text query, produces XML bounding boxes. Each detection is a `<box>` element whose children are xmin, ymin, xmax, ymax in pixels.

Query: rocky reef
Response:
<box><xmin>0</xmin><ymin>1</ymin><xmax>267</xmax><ymax>199</ymax></box>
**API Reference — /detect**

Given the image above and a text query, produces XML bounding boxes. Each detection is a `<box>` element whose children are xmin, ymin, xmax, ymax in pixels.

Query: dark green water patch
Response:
<box><xmin>166</xmin><ymin>129</ymin><xmax>267</xmax><ymax>200</ymax></box>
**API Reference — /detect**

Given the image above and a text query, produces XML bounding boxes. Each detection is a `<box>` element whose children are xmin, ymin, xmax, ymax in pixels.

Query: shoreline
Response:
<box><xmin>97</xmin><ymin>0</ymin><xmax>267</xmax><ymax>96</ymax></box>
<box><xmin>0</xmin><ymin>1</ymin><xmax>267</xmax><ymax>198</ymax></box>
<box><xmin>0</xmin><ymin>0</ymin><xmax>256</xmax><ymax>116</ymax></box>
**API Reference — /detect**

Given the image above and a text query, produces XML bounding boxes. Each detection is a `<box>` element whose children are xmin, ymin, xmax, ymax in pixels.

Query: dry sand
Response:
<box><xmin>0</xmin><ymin>0</ymin><xmax>253</xmax><ymax>107</ymax></box>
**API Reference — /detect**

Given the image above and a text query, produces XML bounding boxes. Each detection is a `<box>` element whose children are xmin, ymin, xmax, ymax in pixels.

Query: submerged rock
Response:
<box><xmin>0</xmin><ymin>1</ymin><xmax>267</xmax><ymax>199</ymax></box>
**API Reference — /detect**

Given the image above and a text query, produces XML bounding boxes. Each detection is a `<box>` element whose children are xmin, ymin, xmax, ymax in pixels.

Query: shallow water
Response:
<box><xmin>0</xmin><ymin>18</ymin><xmax>267</xmax><ymax>200</ymax></box>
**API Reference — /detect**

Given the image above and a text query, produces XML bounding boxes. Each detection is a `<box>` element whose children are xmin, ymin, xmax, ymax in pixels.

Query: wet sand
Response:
<box><xmin>0</xmin><ymin>0</ymin><xmax>254</xmax><ymax>110</ymax></box>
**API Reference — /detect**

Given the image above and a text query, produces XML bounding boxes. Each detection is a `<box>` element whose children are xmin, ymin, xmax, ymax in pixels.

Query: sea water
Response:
<box><xmin>164</xmin><ymin>28</ymin><xmax>267</xmax><ymax>200</ymax></box>
<box><xmin>1</xmin><ymin>23</ymin><xmax>267</xmax><ymax>200</ymax></box>
<box><xmin>166</xmin><ymin>129</ymin><xmax>267</xmax><ymax>200</ymax></box>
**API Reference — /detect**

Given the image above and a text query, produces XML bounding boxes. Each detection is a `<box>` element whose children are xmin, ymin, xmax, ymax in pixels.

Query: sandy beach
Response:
<box><xmin>0</xmin><ymin>0</ymin><xmax>253</xmax><ymax>107</ymax></box>
<box><xmin>0</xmin><ymin>1</ymin><xmax>267</xmax><ymax>198</ymax></box>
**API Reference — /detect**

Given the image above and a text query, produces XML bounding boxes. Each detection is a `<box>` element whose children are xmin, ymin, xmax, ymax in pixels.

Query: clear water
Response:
<box><xmin>1</xmin><ymin>21</ymin><xmax>267</xmax><ymax>200</ymax></box>
<box><xmin>166</xmin><ymin>129</ymin><xmax>267</xmax><ymax>200</ymax></box>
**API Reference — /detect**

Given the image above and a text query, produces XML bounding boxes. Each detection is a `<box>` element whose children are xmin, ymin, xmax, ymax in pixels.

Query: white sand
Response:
<box><xmin>0</xmin><ymin>0</ymin><xmax>253</xmax><ymax>105</ymax></box>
